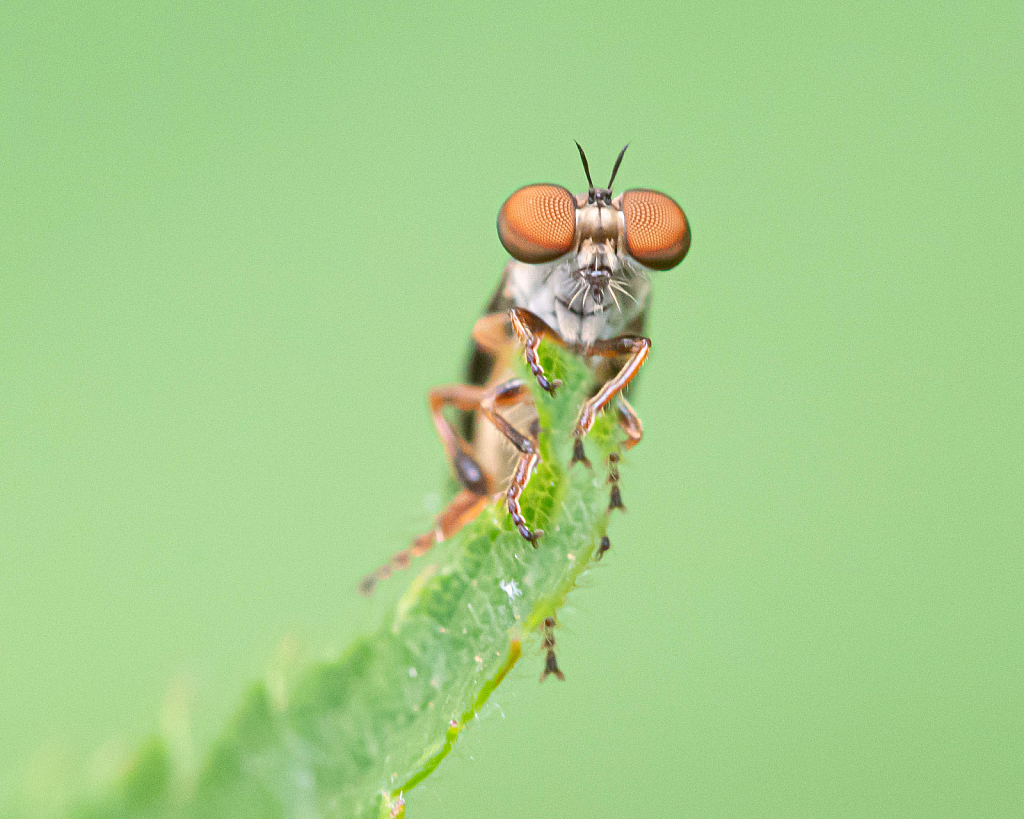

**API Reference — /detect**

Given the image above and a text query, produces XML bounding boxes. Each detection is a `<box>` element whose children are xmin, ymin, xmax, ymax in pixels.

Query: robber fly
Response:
<box><xmin>359</xmin><ymin>144</ymin><xmax>690</xmax><ymax>595</ymax></box>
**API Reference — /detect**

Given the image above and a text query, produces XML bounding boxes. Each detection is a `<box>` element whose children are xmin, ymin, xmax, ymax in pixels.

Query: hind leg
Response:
<box><xmin>427</xmin><ymin>384</ymin><xmax>495</xmax><ymax>495</ymax></box>
<box><xmin>358</xmin><ymin>490</ymin><xmax>490</xmax><ymax>594</ymax></box>
<box><xmin>359</xmin><ymin>384</ymin><xmax>492</xmax><ymax>594</ymax></box>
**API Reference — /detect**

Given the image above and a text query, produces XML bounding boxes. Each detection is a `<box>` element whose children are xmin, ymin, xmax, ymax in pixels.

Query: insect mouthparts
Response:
<box><xmin>582</xmin><ymin>267</ymin><xmax>611</xmax><ymax>285</ymax></box>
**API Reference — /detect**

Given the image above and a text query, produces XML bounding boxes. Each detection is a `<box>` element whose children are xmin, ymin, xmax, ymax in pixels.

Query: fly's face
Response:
<box><xmin>360</xmin><ymin>144</ymin><xmax>691</xmax><ymax>598</ymax></box>
<box><xmin>497</xmin><ymin>144</ymin><xmax>691</xmax><ymax>346</ymax></box>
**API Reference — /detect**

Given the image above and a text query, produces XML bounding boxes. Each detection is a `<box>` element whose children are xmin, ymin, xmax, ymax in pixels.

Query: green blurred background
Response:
<box><xmin>2</xmin><ymin>2</ymin><xmax>1021</xmax><ymax>816</ymax></box>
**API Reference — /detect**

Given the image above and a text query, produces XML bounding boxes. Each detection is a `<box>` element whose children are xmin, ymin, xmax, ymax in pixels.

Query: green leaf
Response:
<box><xmin>17</xmin><ymin>342</ymin><xmax>624</xmax><ymax>819</ymax></box>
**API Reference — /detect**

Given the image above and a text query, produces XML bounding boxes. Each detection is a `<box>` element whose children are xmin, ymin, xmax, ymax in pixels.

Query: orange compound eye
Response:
<box><xmin>621</xmin><ymin>189</ymin><xmax>691</xmax><ymax>270</ymax></box>
<box><xmin>497</xmin><ymin>184</ymin><xmax>577</xmax><ymax>264</ymax></box>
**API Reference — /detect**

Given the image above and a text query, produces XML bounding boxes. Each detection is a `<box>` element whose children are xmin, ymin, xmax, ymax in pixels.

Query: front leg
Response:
<box><xmin>509</xmin><ymin>307</ymin><xmax>565</xmax><ymax>396</ymax></box>
<box><xmin>570</xmin><ymin>335</ymin><xmax>651</xmax><ymax>468</ymax></box>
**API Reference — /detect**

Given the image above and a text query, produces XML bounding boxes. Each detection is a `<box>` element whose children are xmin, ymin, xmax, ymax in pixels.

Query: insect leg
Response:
<box><xmin>427</xmin><ymin>384</ymin><xmax>494</xmax><ymax>495</ymax></box>
<box><xmin>359</xmin><ymin>384</ymin><xmax>494</xmax><ymax>595</ymax></box>
<box><xmin>359</xmin><ymin>378</ymin><xmax>541</xmax><ymax>593</ymax></box>
<box><xmin>470</xmin><ymin>311</ymin><xmax>512</xmax><ymax>354</ymax></box>
<box><xmin>477</xmin><ymin>379</ymin><xmax>545</xmax><ymax>545</ymax></box>
<box><xmin>540</xmin><ymin>616</ymin><xmax>565</xmax><ymax>681</ymax></box>
<box><xmin>606</xmin><ymin>451</ymin><xmax>625</xmax><ymax>512</ymax></box>
<box><xmin>605</xmin><ymin>394</ymin><xmax>642</xmax><ymax>511</ymax></box>
<box><xmin>615</xmin><ymin>394</ymin><xmax>644</xmax><ymax>450</ymax></box>
<box><xmin>358</xmin><ymin>490</ymin><xmax>490</xmax><ymax>595</ymax></box>
<box><xmin>509</xmin><ymin>307</ymin><xmax>567</xmax><ymax>396</ymax></box>
<box><xmin>569</xmin><ymin>335</ymin><xmax>650</xmax><ymax>468</ymax></box>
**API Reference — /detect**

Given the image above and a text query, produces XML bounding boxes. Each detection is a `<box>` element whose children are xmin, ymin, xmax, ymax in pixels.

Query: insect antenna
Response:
<box><xmin>575</xmin><ymin>141</ymin><xmax>595</xmax><ymax>194</ymax></box>
<box><xmin>607</xmin><ymin>143</ymin><xmax>629</xmax><ymax>190</ymax></box>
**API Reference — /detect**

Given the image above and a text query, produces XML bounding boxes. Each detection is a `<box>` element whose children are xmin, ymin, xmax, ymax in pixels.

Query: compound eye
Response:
<box><xmin>497</xmin><ymin>184</ymin><xmax>576</xmax><ymax>264</ymax></box>
<box><xmin>621</xmin><ymin>189</ymin><xmax>690</xmax><ymax>270</ymax></box>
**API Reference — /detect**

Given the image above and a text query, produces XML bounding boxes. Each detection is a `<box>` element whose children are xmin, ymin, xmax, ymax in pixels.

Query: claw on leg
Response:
<box><xmin>570</xmin><ymin>437</ymin><xmax>592</xmax><ymax>469</ymax></box>
<box><xmin>540</xmin><ymin>616</ymin><xmax>565</xmax><ymax>682</ymax></box>
<box><xmin>542</xmin><ymin>651</ymin><xmax>564</xmax><ymax>682</ymax></box>
<box><xmin>538</xmin><ymin>373</ymin><xmax>561</xmax><ymax>396</ymax></box>
<box><xmin>606</xmin><ymin>451</ymin><xmax>625</xmax><ymax>511</ymax></box>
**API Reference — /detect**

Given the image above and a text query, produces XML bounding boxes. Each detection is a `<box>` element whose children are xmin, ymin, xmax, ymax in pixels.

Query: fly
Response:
<box><xmin>359</xmin><ymin>144</ymin><xmax>691</xmax><ymax>594</ymax></box>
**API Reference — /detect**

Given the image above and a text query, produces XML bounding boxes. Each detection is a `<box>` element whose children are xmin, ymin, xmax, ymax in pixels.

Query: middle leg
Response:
<box><xmin>570</xmin><ymin>334</ymin><xmax>650</xmax><ymax>468</ymax></box>
<box><xmin>478</xmin><ymin>379</ymin><xmax>545</xmax><ymax>545</ymax></box>
<box><xmin>359</xmin><ymin>378</ymin><xmax>536</xmax><ymax>594</ymax></box>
